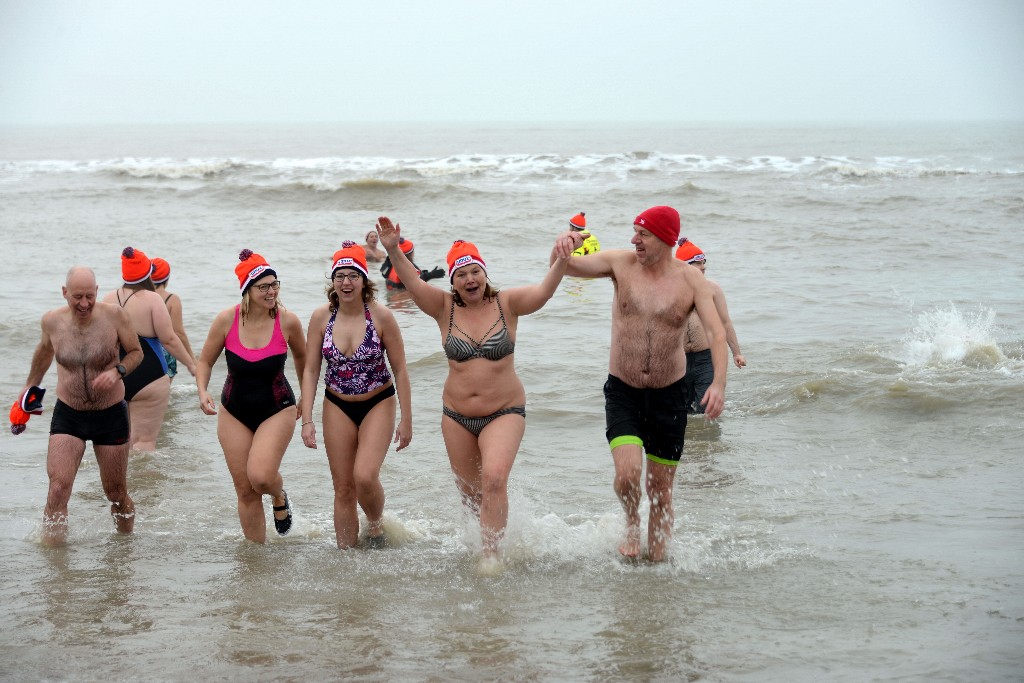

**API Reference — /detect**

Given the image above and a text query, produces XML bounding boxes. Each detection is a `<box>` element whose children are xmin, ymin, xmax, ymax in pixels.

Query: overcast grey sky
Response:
<box><xmin>1</xmin><ymin>0</ymin><xmax>1022</xmax><ymax>125</ymax></box>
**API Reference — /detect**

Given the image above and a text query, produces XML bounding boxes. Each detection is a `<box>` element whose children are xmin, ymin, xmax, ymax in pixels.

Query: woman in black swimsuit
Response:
<box><xmin>151</xmin><ymin>257</ymin><xmax>197</xmax><ymax>382</ymax></box>
<box><xmin>195</xmin><ymin>249</ymin><xmax>307</xmax><ymax>543</ymax></box>
<box><xmin>376</xmin><ymin>216</ymin><xmax>575</xmax><ymax>569</ymax></box>
<box><xmin>102</xmin><ymin>246</ymin><xmax>196</xmax><ymax>451</ymax></box>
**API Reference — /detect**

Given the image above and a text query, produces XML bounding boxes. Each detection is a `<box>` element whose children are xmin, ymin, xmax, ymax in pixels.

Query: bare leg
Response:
<box><xmin>218</xmin><ymin>411</ymin><xmax>261</xmax><ymax>541</ymax></box>
<box><xmin>475</xmin><ymin>414</ymin><xmax>524</xmax><ymax>558</ymax></box>
<box><xmin>127</xmin><ymin>376</ymin><xmax>171</xmax><ymax>451</ymax></box>
<box><xmin>443</xmin><ymin>412</ymin><xmax>524</xmax><ymax>558</ymax></box>
<box><xmin>95</xmin><ymin>442</ymin><xmax>135</xmax><ymax>534</ymax></box>
<box><xmin>323</xmin><ymin>396</ymin><xmax>394</xmax><ymax>549</ymax></box>
<box><xmin>645</xmin><ymin>461</ymin><xmax>678</xmax><ymax>562</ymax></box>
<box><xmin>352</xmin><ymin>397</ymin><xmax>396</xmax><ymax>541</ymax></box>
<box><xmin>42</xmin><ymin>435</ymin><xmax>87</xmax><ymax>545</ymax></box>
<box><xmin>442</xmin><ymin>415</ymin><xmax>483</xmax><ymax>516</ymax></box>
<box><xmin>323</xmin><ymin>402</ymin><xmax>360</xmax><ymax>549</ymax></box>
<box><xmin>250</xmin><ymin>409</ymin><xmax>297</xmax><ymax>536</ymax></box>
<box><xmin>611</xmin><ymin>443</ymin><xmax>644</xmax><ymax>558</ymax></box>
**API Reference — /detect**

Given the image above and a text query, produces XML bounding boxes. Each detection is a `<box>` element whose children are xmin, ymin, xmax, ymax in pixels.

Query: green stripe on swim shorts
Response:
<box><xmin>646</xmin><ymin>453</ymin><xmax>680</xmax><ymax>467</ymax></box>
<box><xmin>609</xmin><ymin>435</ymin><xmax>643</xmax><ymax>450</ymax></box>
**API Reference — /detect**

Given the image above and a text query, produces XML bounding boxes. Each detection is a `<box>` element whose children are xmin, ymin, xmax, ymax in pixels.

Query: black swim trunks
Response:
<box><xmin>683</xmin><ymin>349</ymin><xmax>714</xmax><ymax>415</ymax></box>
<box><xmin>604</xmin><ymin>374</ymin><xmax>688</xmax><ymax>466</ymax></box>
<box><xmin>50</xmin><ymin>399</ymin><xmax>130</xmax><ymax>446</ymax></box>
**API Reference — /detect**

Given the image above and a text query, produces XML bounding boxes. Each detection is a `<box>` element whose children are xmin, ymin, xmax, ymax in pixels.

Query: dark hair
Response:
<box><xmin>122</xmin><ymin>279</ymin><xmax>156</xmax><ymax>292</ymax></box>
<box><xmin>327</xmin><ymin>273</ymin><xmax>376</xmax><ymax>310</ymax></box>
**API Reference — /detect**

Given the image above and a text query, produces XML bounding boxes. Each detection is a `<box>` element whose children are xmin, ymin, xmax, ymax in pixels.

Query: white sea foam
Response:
<box><xmin>3</xmin><ymin>152</ymin><xmax>1013</xmax><ymax>189</ymax></box>
<box><xmin>898</xmin><ymin>304</ymin><xmax>1006</xmax><ymax>367</ymax></box>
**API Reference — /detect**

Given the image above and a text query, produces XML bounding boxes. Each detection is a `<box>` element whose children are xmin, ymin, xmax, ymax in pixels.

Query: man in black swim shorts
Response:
<box><xmin>555</xmin><ymin>206</ymin><xmax>728</xmax><ymax>562</ymax></box>
<box><xmin>16</xmin><ymin>266</ymin><xmax>143</xmax><ymax>545</ymax></box>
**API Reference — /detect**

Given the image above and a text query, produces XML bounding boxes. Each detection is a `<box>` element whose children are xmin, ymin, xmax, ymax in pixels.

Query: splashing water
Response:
<box><xmin>899</xmin><ymin>304</ymin><xmax>1005</xmax><ymax>367</ymax></box>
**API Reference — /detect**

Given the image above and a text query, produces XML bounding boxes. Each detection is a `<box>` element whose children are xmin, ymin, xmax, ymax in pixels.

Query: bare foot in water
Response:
<box><xmin>618</xmin><ymin>524</ymin><xmax>641</xmax><ymax>560</ymax></box>
<box><xmin>475</xmin><ymin>554</ymin><xmax>505</xmax><ymax>576</ymax></box>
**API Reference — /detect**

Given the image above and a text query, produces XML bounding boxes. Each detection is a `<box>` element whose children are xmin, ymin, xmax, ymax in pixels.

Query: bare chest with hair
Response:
<box><xmin>614</xmin><ymin>269</ymin><xmax>693</xmax><ymax>331</ymax></box>
<box><xmin>53</xmin><ymin>313</ymin><xmax>119</xmax><ymax>372</ymax></box>
<box><xmin>610</xmin><ymin>268</ymin><xmax>693</xmax><ymax>386</ymax></box>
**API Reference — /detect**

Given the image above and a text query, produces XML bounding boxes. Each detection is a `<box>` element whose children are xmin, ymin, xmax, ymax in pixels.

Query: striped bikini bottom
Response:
<box><xmin>442</xmin><ymin>405</ymin><xmax>525</xmax><ymax>437</ymax></box>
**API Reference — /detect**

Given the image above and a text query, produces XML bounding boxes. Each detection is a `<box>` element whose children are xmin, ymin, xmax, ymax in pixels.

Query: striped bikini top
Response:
<box><xmin>443</xmin><ymin>297</ymin><xmax>515</xmax><ymax>363</ymax></box>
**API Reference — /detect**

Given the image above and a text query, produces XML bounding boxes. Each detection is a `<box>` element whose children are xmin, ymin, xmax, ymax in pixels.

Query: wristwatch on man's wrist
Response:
<box><xmin>115</xmin><ymin>364</ymin><xmax>127</xmax><ymax>380</ymax></box>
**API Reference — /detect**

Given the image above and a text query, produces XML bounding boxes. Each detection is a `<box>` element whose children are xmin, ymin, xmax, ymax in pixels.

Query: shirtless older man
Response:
<box><xmin>20</xmin><ymin>266</ymin><xmax>143</xmax><ymax>544</ymax></box>
<box><xmin>554</xmin><ymin>206</ymin><xmax>727</xmax><ymax>562</ymax></box>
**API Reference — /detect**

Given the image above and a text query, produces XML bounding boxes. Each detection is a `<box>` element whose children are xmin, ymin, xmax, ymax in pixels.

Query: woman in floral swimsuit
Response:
<box><xmin>299</xmin><ymin>241</ymin><xmax>412</xmax><ymax>550</ymax></box>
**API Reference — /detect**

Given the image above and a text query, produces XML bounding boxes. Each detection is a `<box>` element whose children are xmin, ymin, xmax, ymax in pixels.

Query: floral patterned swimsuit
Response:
<box><xmin>322</xmin><ymin>304</ymin><xmax>391</xmax><ymax>396</ymax></box>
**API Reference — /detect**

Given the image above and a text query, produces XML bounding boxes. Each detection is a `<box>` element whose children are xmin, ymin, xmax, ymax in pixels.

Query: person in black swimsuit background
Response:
<box><xmin>195</xmin><ymin>249</ymin><xmax>306</xmax><ymax>543</ymax></box>
<box><xmin>102</xmin><ymin>247</ymin><xmax>196</xmax><ymax>452</ymax></box>
<box><xmin>674</xmin><ymin>240</ymin><xmax>746</xmax><ymax>414</ymax></box>
<box><xmin>376</xmin><ymin>216</ymin><xmax>576</xmax><ymax>571</ymax></box>
<box><xmin>379</xmin><ymin>235</ymin><xmax>445</xmax><ymax>290</ymax></box>
<box><xmin>151</xmin><ymin>257</ymin><xmax>197</xmax><ymax>382</ymax></box>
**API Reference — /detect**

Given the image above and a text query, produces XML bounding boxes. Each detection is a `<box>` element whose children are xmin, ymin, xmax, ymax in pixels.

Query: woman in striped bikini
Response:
<box><xmin>376</xmin><ymin>216</ymin><xmax>576</xmax><ymax>568</ymax></box>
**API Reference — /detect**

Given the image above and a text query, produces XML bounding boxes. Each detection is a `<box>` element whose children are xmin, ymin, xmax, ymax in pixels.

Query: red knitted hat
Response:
<box><xmin>675</xmin><ymin>238</ymin><xmax>705</xmax><ymax>263</ymax></box>
<box><xmin>634</xmin><ymin>206</ymin><xmax>680</xmax><ymax>246</ymax></box>
<box><xmin>569</xmin><ymin>212</ymin><xmax>586</xmax><ymax>230</ymax></box>
<box><xmin>331</xmin><ymin>241</ymin><xmax>368</xmax><ymax>278</ymax></box>
<box><xmin>9</xmin><ymin>385</ymin><xmax>45</xmax><ymax>436</ymax></box>
<box><xmin>235</xmin><ymin>249</ymin><xmax>277</xmax><ymax>292</ymax></box>
<box><xmin>446</xmin><ymin>240</ymin><xmax>486</xmax><ymax>282</ymax></box>
<box><xmin>121</xmin><ymin>246</ymin><xmax>154</xmax><ymax>285</ymax></box>
<box><xmin>398</xmin><ymin>237</ymin><xmax>415</xmax><ymax>254</ymax></box>
<box><xmin>151</xmin><ymin>257</ymin><xmax>171</xmax><ymax>284</ymax></box>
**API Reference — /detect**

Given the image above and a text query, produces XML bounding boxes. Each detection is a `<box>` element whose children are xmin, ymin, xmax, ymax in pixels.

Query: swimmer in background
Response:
<box><xmin>676</xmin><ymin>238</ymin><xmax>746</xmax><ymax>414</ymax></box>
<box><xmin>569</xmin><ymin>212</ymin><xmax>601</xmax><ymax>256</ymax></box>
<box><xmin>363</xmin><ymin>230</ymin><xmax>386</xmax><ymax>263</ymax></box>
<box><xmin>102</xmin><ymin>247</ymin><xmax>196</xmax><ymax>451</ymax></box>
<box><xmin>380</xmin><ymin>236</ymin><xmax>445</xmax><ymax>290</ymax></box>
<box><xmin>151</xmin><ymin>257</ymin><xmax>197</xmax><ymax>383</ymax></box>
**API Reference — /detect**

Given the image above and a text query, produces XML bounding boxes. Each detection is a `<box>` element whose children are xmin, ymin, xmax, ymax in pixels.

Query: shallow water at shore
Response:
<box><xmin>2</xmin><ymin>122</ymin><xmax>1022</xmax><ymax>681</ymax></box>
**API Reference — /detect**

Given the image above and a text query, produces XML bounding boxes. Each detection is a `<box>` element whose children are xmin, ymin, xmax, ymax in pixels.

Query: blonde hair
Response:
<box><xmin>240</xmin><ymin>289</ymin><xmax>281</xmax><ymax>323</ymax></box>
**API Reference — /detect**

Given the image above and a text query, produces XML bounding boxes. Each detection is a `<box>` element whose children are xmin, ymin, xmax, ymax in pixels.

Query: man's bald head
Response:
<box><xmin>66</xmin><ymin>266</ymin><xmax>97</xmax><ymax>289</ymax></box>
<box><xmin>62</xmin><ymin>266</ymin><xmax>99</xmax><ymax>318</ymax></box>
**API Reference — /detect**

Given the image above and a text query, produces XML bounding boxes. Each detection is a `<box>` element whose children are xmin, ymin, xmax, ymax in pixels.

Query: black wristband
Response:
<box><xmin>115</xmin><ymin>364</ymin><xmax>127</xmax><ymax>379</ymax></box>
